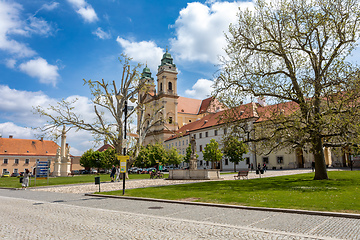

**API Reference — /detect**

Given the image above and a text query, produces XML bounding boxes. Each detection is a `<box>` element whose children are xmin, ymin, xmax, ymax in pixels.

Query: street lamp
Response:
<box><xmin>116</xmin><ymin>93</ymin><xmax>136</xmax><ymax>195</ymax></box>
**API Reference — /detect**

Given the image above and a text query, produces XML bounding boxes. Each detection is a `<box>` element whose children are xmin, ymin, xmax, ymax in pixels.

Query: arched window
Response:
<box><xmin>168</xmin><ymin>82</ymin><xmax>172</xmax><ymax>91</ymax></box>
<box><xmin>160</xmin><ymin>83</ymin><xmax>163</xmax><ymax>92</ymax></box>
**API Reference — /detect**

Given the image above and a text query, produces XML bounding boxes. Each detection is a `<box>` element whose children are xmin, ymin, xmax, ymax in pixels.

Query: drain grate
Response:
<box><xmin>148</xmin><ymin>206</ymin><xmax>163</xmax><ymax>209</ymax></box>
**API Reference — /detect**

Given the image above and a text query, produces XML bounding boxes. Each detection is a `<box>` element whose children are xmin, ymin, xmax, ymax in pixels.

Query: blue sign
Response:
<box><xmin>36</xmin><ymin>160</ymin><xmax>50</xmax><ymax>178</ymax></box>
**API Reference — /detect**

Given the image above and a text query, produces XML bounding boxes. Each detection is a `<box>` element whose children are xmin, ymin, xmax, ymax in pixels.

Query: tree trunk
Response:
<box><xmin>312</xmin><ymin>135</ymin><xmax>329</xmax><ymax>180</ymax></box>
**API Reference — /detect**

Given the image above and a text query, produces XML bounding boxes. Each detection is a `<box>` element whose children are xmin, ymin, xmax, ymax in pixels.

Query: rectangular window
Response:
<box><xmin>186</xmin><ymin>140</ymin><xmax>188</xmax><ymax>145</ymax></box>
<box><xmin>200</xmin><ymin>160</ymin><xmax>203</xmax><ymax>166</ymax></box>
<box><xmin>14</xmin><ymin>169</ymin><xmax>18</xmax><ymax>173</ymax></box>
<box><xmin>3</xmin><ymin>159</ymin><xmax>8</xmax><ymax>164</ymax></box>
<box><xmin>199</xmin><ymin>145</ymin><xmax>202</xmax><ymax>152</ymax></box>
<box><xmin>199</xmin><ymin>133</ymin><xmax>202</xmax><ymax>138</ymax></box>
<box><xmin>193</xmin><ymin>134</ymin><xmax>196</xmax><ymax>139</ymax></box>
<box><xmin>25</xmin><ymin>159</ymin><xmax>30</xmax><ymax>164</ymax></box>
<box><xmin>205</xmin><ymin>132</ymin><xmax>208</xmax><ymax>137</ymax></box>
<box><xmin>182</xmin><ymin>140</ymin><xmax>184</xmax><ymax>145</ymax></box>
<box><xmin>175</xmin><ymin>142</ymin><xmax>177</xmax><ymax>146</ymax></box>
<box><xmin>277</xmin><ymin>156</ymin><xmax>284</xmax><ymax>164</ymax></box>
<box><xmin>263</xmin><ymin>157</ymin><xmax>269</xmax><ymax>164</ymax></box>
<box><xmin>2</xmin><ymin>169</ymin><xmax>7</xmax><ymax>174</ymax></box>
<box><xmin>225</xmin><ymin>159</ymin><xmax>228</xmax><ymax>165</ymax></box>
<box><xmin>206</xmin><ymin>161</ymin><xmax>209</xmax><ymax>166</ymax></box>
<box><xmin>245</xmin><ymin>157</ymin><xmax>250</xmax><ymax>165</ymax></box>
<box><xmin>214</xmin><ymin>130</ymin><xmax>218</xmax><ymax>136</ymax></box>
<box><xmin>15</xmin><ymin>159</ymin><xmax>19</xmax><ymax>164</ymax></box>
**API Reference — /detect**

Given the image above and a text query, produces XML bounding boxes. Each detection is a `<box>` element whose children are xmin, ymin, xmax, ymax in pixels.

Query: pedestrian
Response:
<box><xmin>250</xmin><ymin>163</ymin><xmax>254</xmax><ymax>172</ymax></box>
<box><xmin>311</xmin><ymin>161</ymin><xmax>315</xmax><ymax>172</ymax></box>
<box><xmin>257</xmin><ymin>163</ymin><xmax>261</xmax><ymax>171</ymax></box>
<box><xmin>115</xmin><ymin>166</ymin><xmax>120</xmax><ymax>182</ymax></box>
<box><xmin>110</xmin><ymin>165</ymin><xmax>116</xmax><ymax>182</ymax></box>
<box><xmin>22</xmin><ymin>169</ymin><xmax>30</xmax><ymax>190</ymax></box>
<box><xmin>263</xmin><ymin>163</ymin><xmax>267</xmax><ymax>172</ymax></box>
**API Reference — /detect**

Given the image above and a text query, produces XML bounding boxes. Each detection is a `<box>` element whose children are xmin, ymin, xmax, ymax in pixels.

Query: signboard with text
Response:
<box><xmin>116</xmin><ymin>155</ymin><xmax>129</xmax><ymax>173</ymax></box>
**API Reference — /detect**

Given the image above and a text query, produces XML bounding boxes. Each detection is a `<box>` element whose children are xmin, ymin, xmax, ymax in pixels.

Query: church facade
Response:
<box><xmin>139</xmin><ymin>50</ymin><xmax>225</xmax><ymax>146</ymax></box>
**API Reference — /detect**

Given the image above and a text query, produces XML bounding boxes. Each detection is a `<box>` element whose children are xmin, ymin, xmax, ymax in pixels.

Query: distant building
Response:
<box><xmin>0</xmin><ymin>135</ymin><xmax>59</xmax><ymax>175</ymax></box>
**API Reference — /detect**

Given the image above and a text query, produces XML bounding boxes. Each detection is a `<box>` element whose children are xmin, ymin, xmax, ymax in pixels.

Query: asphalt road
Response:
<box><xmin>1</xmin><ymin>188</ymin><xmax>359</xmax><ymax>240</ymax></box>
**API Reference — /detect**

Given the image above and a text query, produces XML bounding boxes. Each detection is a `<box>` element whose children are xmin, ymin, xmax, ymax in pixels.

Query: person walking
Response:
<box><xmin>263</xmin><ymin>163</ymin><xmax>267</xmax><ymax>172</ymax></box>
<box><xmin>311</xmin><ymin>161</ymin><xmax>315</xmax><ymax>172</ymax></box>
<box><xmin>110</xmin><ymin>165</ymin><xmax>116</xmax><ymax>182</ymax></box>
<box><xmin>115</xmin><ymin>166</ymin><xmax>120</xmax><ymax>182</ymax></box>
<box><xmin>22</xmin><ymin>169</ymin><xmax>30</xmax><ymax>190</ymax></box>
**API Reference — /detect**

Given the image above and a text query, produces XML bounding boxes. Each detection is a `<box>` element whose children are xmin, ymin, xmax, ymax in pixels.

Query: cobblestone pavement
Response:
<box><xmin>0</xmin><ymin>193</ymin><xmax>356</xmax><ymax>240</ymax></box>
<box><xmin>32</xmin><ymin>169</ymin><xmax>327</xmax><ymax>194</ymax></box>
<box><xmin>1</xmin><ymin>169</ymin><xmax>358</xmax><ymax>239</ymax></box>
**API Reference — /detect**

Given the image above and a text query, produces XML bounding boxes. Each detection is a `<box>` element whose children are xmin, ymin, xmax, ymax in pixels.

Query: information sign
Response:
<box><xmin>116</xmin><ymin>155</ymin><xmax>129</xmax><ymax>173</ymax></box>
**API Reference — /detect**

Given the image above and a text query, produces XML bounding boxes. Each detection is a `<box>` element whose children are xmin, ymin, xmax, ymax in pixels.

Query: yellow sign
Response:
<box><xmin>116</xmin><ymin>155</ymin><xmax>129</xmax><ymax>173</ymax></box>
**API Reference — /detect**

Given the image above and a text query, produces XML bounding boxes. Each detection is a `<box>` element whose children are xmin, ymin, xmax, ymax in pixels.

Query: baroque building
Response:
<box><xmin>139</xmin><ymin>50</ymin><xmax>225</xmax><ymax>146</ymax></box>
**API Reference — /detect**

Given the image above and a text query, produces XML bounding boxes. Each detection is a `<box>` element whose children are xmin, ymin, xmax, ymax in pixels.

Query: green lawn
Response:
<box><xmin>104</xmin><ymin>171</ymin><xmax>360</xmax><ymax>213</ymax></box>
<box><xmin>0</xmin><ymin>173</ymin><xmax>167</xmax><ymax>188</ymax></box>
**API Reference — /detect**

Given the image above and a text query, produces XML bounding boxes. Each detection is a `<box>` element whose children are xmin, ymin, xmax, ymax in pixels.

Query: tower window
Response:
<box><xmin>168</xmin><ymin>82</ymin><xmax>172</xmax><ymax>91</ymax></box>
<box><xmin>160</xmin><ymin>83</ymin><xmax>163</xmax><ymax>92</ymax></box>
<box><xmin>169</xmin><ymin>117</ymin><xmax>173</xmax><ymax>124</ymax></box>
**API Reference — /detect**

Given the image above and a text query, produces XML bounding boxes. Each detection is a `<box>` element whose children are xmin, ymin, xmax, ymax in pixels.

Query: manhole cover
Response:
<box><xmin>148</xmin><ymin>206</ymin><xmax>163</xmax><ymax>209</ymax></box>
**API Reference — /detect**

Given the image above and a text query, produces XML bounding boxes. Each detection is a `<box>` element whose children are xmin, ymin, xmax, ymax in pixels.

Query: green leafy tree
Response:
<box><xmin>215</xmin><ymin>0</ymin><xmax>360</xmax><ymax>180</ymax></box>
<box><xmin>80</xmin><ymin>149</ymin><xmax>95</xmax><ymax>169</ymax></box>
<box><xmin>222</xmin><ymin>136</ymin><xmax>248</xmax><ymax>172</ymax></box>
<box><xmin>134</xmin><ymin>143</ymin><xmax>167</xmax><ymax>168</ymax></box>
<box><xmin>167</xmin><ymin>147</ymin><xmax>184</xmax><ymax>166</ymax></box>
<box><xmin>101</xmin><ymin>148</ymin><xmax>117</xmax><ymax>169</ymax></box>
<box><xmin>202</xmin><ymin>139</ymin><xmax>223</xmax><ymax>169</ymax></box>
<box><xmin>183</xmin><ymin>144</ymin><xmax>198</xmax><ymax>163</ymax></box>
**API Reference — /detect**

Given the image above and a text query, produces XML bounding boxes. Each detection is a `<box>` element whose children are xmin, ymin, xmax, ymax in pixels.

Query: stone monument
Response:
<box><xmin>168</xmin><ymin>136</ymin><xmax>221</xmax><ymax>180</ymax></box>
<box><xmin>53</xmin><ymin>126</ymin><xmax>71</xmax><ymax>177</ymax></box>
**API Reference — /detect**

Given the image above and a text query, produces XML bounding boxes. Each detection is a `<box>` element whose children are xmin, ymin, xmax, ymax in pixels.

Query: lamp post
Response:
<box><xmin>116</xmin><ymin>94</ymin><xmax>136</xmax><ymax>195</ymax></box>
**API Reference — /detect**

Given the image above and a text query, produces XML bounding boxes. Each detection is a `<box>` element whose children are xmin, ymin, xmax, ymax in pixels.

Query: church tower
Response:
<box><xmin>156</xmin><ymin>49</ymin><xmax>179</xmax><ymax>135</ymax></box>
<box><xmin>139</xmin><ymin>64</ymin><xmax>155</xmax><ymax>102</ymax></box>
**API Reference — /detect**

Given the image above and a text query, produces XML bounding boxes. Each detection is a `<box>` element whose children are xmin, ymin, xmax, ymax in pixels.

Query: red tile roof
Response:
<box><xmin>177</xmin><ymin>96</ymin><xmax>202</xmax><ymax>114</ymax></box>
<box><xmin>166</xmin><ymin>102</ymin><xmax>257</xmax><ymax>141</ymax></box>
<box><xmin>0</xmin><ymin>137</ymin><xmax>59</xmax><ymax>156</ymax></box>
<box><xmin>97</xmin><ymin>144</ymin><xmax>114</xmax><ymax>152</ymax></box>
<box><xmin>198</xmin><ymin>96</ymin><xmax>214</xmax><ymax>114</ymax></box>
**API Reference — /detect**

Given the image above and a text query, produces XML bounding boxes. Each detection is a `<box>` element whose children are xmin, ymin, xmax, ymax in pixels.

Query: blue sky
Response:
<box><xmin>0</xmin><ymin>0</ymin><xmax>254</xmax><ymax>155</ymax></box>
<box><xmin>2</xmin><ymin>0</ymin><xmax>359</xmax><ymax>155</ymax></box>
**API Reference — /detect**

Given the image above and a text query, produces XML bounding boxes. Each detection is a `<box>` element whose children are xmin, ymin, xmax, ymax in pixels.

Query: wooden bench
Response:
<box><xmin>234</xmin><ymin>170</ymin><xmax>249</xmax><ymax>180</ymax></box>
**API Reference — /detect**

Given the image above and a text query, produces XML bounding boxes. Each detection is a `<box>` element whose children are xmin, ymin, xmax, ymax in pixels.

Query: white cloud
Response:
<box><xmin>0</xmin><ymin>122</ymin><xmax>39</xmax><ymax>140</ymax></box>
<box><xmin>41</xmin><ymin>2</ymin><xmax>59</xmax><ymax>11</ymax></box>
<box><xmin>93</xmin><ymin>27</ymin><xmax>111</xmax><ymax>39</ymax></box>
<box><xmin>116</xmin><ymin>37</ymin><xmax>164</xmax><ymax>73</ymax></box>
<box><xmin>185</xmin><ymin>79</ymin><xmax>214</xmax><ymax>99</ymax></box>
<box><xmin>5</xmin><ymin>59</ymin><xmax>16</xmax><ymax>68</ymax></box>
<box><xmin>0</xmin><ymin>1</ymin><xmax>37</xmax><ymax>58</ymax></box>
<box><xmin>26</xmin><ymin>16</ymin><xmax>54</xmax><ymax>36</ymax></box>
<box><xmin>19</xmin><ymin>58</ymin><xmax>60</xmax><ymax>86</ymax></box>
<box><xmin>67</xmin><ymin>0</ymin><xmax>98</xmax><ymax>23</ymax></box>
<box><xmin>0</xmin><ymin>85</ymin><xmax>102</xmax><ymax>155</ymax></box>
<box><xmin>0</xmin><ymin>85</ymin><xmax>56</xmax><ymax>126</ymax></box>
<box><xmin>170</xmin><ymin>1</ymin><xmax>253</xmax><ymax>64</ymax></box>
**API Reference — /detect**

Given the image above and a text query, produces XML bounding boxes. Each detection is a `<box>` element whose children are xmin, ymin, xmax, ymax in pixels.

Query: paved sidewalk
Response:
<box><xmin>0</xmin><ymin>187</ymin><xmax>359</xmax><ymax>240</ymax></box>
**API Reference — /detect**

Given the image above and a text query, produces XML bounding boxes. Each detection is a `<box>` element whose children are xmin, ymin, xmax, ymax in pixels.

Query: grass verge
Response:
<box><xmin>0</xmin><ymin>173</ymin><xmax>168</xmax><ymax>188</ymax></box>
<box><xmin>102</xmin><ymin>171</ymin><xmax>360</xmax><ymax>213</ymax></box>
